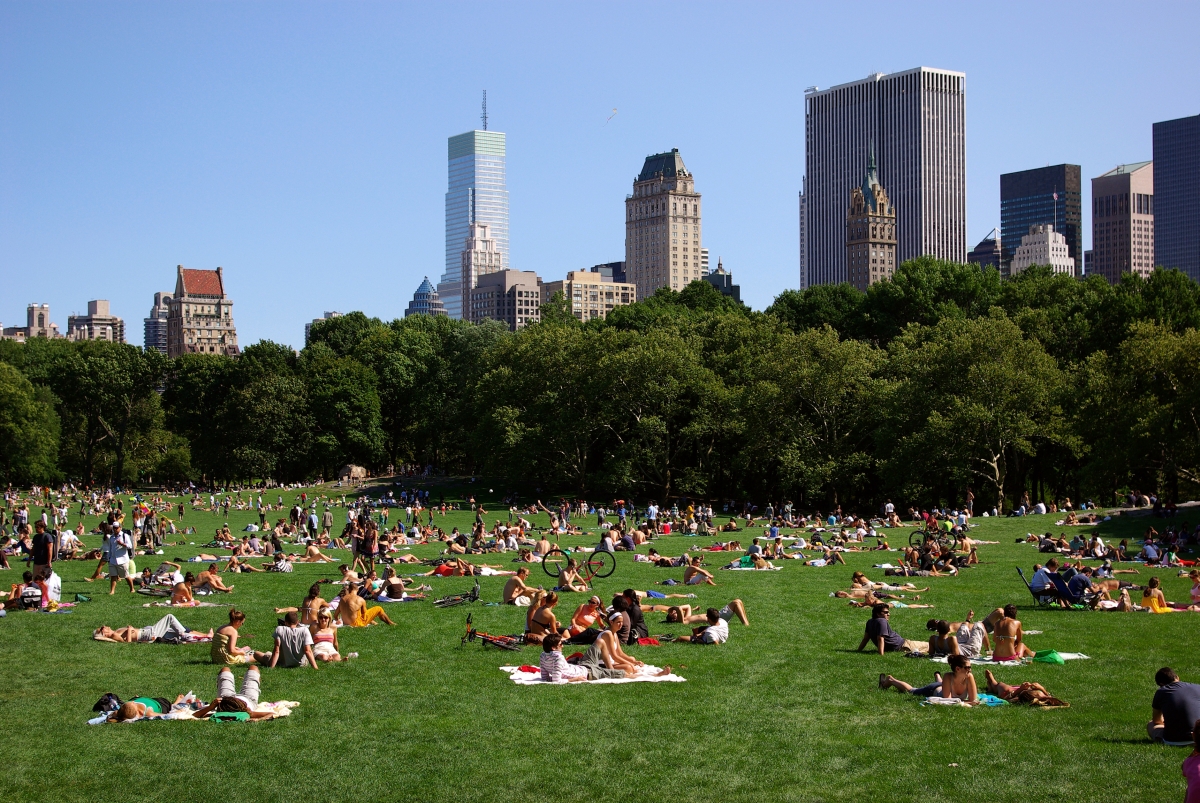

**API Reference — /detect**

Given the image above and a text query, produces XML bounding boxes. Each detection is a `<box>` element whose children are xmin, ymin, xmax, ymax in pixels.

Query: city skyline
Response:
<box><xmin>2</xmin><ymin>3</ymin><xmax>1197</xmax><ymax>347</ymax></box>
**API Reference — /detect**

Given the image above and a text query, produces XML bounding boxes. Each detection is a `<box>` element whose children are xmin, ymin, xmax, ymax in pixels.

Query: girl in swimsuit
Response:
<box><xmin>308</xmin><ymin>611</ymin><xmax>354</xmax><ymax>661</ymax></box>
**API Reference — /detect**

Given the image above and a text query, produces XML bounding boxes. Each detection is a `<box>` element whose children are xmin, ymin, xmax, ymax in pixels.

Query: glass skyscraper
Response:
<box><xmin>437</xmin><ymin>130</ymin><xmax>508</xmax><ymax>320</ymax></box>
<box><xmin>1153</xmin><ymin>114</ymin><xmax>1200</xmax><ymax>282</ymax></box>
<box><xmin>1000</xmin><ymin>164</ymin><xmax>1082</xmax><ymax>278</ymax></box>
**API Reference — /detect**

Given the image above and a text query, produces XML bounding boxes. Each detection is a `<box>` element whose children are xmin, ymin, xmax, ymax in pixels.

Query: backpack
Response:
<box><xmin>92</xmin><ymin>693</ymin><xmax>123</xmax><ymax>713</ymax></box>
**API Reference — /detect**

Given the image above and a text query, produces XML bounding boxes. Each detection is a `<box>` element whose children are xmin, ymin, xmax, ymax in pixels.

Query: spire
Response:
<box><xmin>861</xmin><ymin>143</ymin><xmax>880</xmax><ymax>212</ymax></box>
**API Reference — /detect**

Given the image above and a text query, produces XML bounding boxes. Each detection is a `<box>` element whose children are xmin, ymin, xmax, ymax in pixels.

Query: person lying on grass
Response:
<box><xmin>991</xmin><ymin>604</ymin><xmax>1035</xmax><ymax>659</ymax></box>
<box><xmin>93</xmin><ymin>614</ymin><xmax>212</xmax><ymax>644</ymax></box>
<box><xmin>983</xmin><ymin>670</ymin><xmax>1068</xmax><ymax>706</ymax></box>
<box><xmin>190</xmin><ymin>667</ymin><xmax>276</xmax><ymax>720</ymax></box>
<box><xmin>663</xmin><ymin>599</ymin><xmax>750</xmax><ymax>627</ymax></box>
<box><xmin>336</xmin><ymin>582</ymin><xmax>395</xmax><ymax>627</ymax></box>
<box><xmin>850</xmin><ymin>571</ymin><xmax>929</xmax><ymax>594</ymax></box>
<box><xmin>675</xmin><ymin>607</ymin><xmax>730</xmax><ymax>644</ymax></box>
<box><xmin>857</xmin><ymin>603</ymin><xmax>928</xmax><ymax>655</ymax></box>
<box><xmin>879</xmin><ymin>654</ymin><xmax>979</xmax><ymax>704</ymax></box>
<box><xmin>844</xmin><ymin>594</ymin><xmax>933</xmax><ymax>610</ymax></box>
<box><xmin>107</xmin><ymin>694</ymin><xmax>190</xmax><ymax>722</ymax></box>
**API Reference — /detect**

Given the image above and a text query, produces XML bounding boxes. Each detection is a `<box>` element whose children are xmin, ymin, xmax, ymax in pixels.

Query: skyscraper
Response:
<box><xmin>845</xmin><ymin>149</ymin><xmax>898</xmax><ymax>291</ymax></box>
<box><xmin>967</xmin><ymin>229</ymin><xmax>1001</xmax><ymax>271</ymax></box>
<box><xmin>1000</xmin><ymin>164</ymin><xmax>1082</xmax><ymax>277</ymax></box>
<box><xmin>438</xmin><ymin>129</ymin><xmax>508</xmax><ymax>320</ymax></box>
<box><xmin>804</xmin><ymin>67</ymin><xmax>966</xmax><ymax>286</ymax></box>
<box><xmin>143</xmin><ymin>291</ymin><xmax>172</xmax><ymax>353</ymax></box>
<box><xmin>1009</xmin><ymin>225</ymin><xmax>1075</xmax><ymax>277</ymax></box>
<box><xmin>405</xmin><ymin>278</ymin><xmax>447</xmax><ymax>318</ymax></box>
<box><xmin>458</xmin><ymin>222</ymin><xmax>504</xmax><ymax>315</ymax></box>
<box><xmin>1091</xmin><ymin>162</ymin><xmax>1154</xmax><ymax>284</ymax></box>
<box><xmin>798</xmin><ymin>182</ymin><xmax>808</xmax><ymax>290</ymax></box>
<box><xmin>1153</xmin><ymin>114</ymin><xmax>1200</xmax><ymax>281</ymax></box>
<box><xmin>624</xmin><ymin>149</ymin><xmax>703</xmax><ymax>300</ymax></box>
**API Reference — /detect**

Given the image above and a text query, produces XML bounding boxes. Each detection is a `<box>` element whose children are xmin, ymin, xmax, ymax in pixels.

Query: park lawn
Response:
<box><xmin>0</xmin><ymin>482</ymin><xmax>1196</xmax><ymax>803</ymax></box>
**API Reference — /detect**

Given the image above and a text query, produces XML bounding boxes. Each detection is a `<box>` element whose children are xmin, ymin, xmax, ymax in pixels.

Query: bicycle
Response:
<box><xmin>461</xmin><ymin>613</ymin><xmax>524</xmax><ymax>651</ymax></box>
<box><xmin>909</xmin><ymin>528</ymin><xmax>952</xmax><ymax>550</ymax></box>
<box><xmin>541</xmin><ymin>547</ymin><xmax>616</xmax><ymax>583</ymax></box>
<box><xmin>432</xmin><ymin>580</ymin><xmax>480</xmax><ymax>608</ymax></box>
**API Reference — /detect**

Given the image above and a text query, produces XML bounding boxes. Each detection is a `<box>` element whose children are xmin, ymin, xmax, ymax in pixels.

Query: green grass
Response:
<box><xmin>1</xmin><ymin>482</ymin><xmax>1197</xmax><ymax>803</ymax></box>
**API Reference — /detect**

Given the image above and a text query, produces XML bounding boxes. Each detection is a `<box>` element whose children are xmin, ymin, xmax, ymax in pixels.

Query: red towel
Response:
<box><xmin>518</xmin><ymin>665</ymin><xmax>539</xmax><ymax>674</ymax></box>
<box><xmin>637</xmin><ymin>637</ymin><xmax>660</xmax><ymax>646</ymax></box>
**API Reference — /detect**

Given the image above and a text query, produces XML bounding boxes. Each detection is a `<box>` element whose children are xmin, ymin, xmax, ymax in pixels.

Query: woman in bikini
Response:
<box><xmin>984</xmin><ymin>670</ymin><xmax>1068</xmax><ymax>706</ymax></box>
<box><xmin>308</xmin><ymin>610</ymin><xmax>355</xmax><ymax>662</ymax></box>
<box><xmin>991</xmin><ymin>604</ymin><xmax>1035</xmax><ymax>659</ymax></box>
<box><xmin>275</xmin><ymin>583</ymin><xmax>329</xmax><ymax>625</ymax></box>
<box><xmin>171</xmin><ymin>573</ymin><xmax>196</xmax><ymax>605</ymax></box>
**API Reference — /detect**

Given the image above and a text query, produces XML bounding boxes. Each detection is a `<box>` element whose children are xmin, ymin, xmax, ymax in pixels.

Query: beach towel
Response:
<box><xmin>930</xmin><ymin>653</ymin><xmax>1089</xmax><ymax>665</ymax></box>
<box><xmin>87</xmin><ymin>700</ymin><xmax>298</xmax><ymax>724</ymax></box>
<box><xmin>500</xmin><ymin>665</ymin><xmax>686</xmax><ymax>685</ymax></box>
<box><xmin>922</xmin><ymin>693</ymin><xmax>1008</xmax><ymax>707</ymax></box>
<box><xmin>142</xmin><ymin>601</ymin><xmax>230</xmax><ymax>608</ymax></box>
<box><xmin>723</xmin><ymin>566</ymin><xmax>782</xmax><ymax>571</ymax></box>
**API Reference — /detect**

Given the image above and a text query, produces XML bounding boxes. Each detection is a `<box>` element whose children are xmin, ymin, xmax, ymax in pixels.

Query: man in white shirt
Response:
<box><xmin>108</xmin><ymin>528</ymin><xmax>135</xmax><ymax>595</ymax></box>
<box><xmin>1030</xmin><ymin>559</ymin><xmax>1059</xmax><ymax>596</ymax></box>
<box><xmin>677</xmin><ymin>608</ymin><xmax>730</xmax><ymax>644</ymax></box>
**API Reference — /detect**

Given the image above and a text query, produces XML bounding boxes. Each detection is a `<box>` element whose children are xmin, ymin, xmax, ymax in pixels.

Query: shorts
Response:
<box><xmin>511</xmin><ymin>595</ymin><xmax>532</xmax><ymax>607</ymax></box>
<box><xmin>718</xmin><ymin>605</ymin><xmax>732</xmax><ymax>621</ymax></box>
<box><xmin>646</xmin><ymin>590</ymin><xmax>666</xmax><ymax>599</ymax></box>
<box><xmin>109</xmin><ymin>563</ymin><xmax>130</xmax><ymax>579</ymax></box>
<box><xmin>685</xmin><ymin>574</ymin><xmax>704</xmax><ymax>585</ymax></box>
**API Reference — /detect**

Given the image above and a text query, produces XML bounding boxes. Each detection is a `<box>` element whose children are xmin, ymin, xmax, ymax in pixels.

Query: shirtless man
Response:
<box><xmin>535</xmin><ymin>535</ymin><xmax>554</xmax><ymax>557</ymax></box>
<box><xmin>991</xmin><ymin>604</ymin><xmax>1035</xmax><ymax>659</ymax></box>
<box><xmin>336</xmin><ymin>583</ymin><xmax>394</xmax><ymax>627</ymax></box>
<box><xmin>556</xmin><ymin>559</ymin><xmax>589</xmax><ymax>593</ymax></box>
<box><xmin>683</xmin><ymin>557</ymin><xmax>716</xmax><ymax>586</ymax></box>
<box><xmin>194</xmin><ymin>564</ymin><xmax>234</xmax><ymax>593</ymax></box>
<box><xmin>503</xmin><ymin>567</ymin><xmax>540</xmax><ymax>605</ymax></box>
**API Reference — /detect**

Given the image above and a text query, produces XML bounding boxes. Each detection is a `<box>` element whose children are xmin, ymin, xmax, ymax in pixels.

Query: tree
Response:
<box><xmin>0</xmin><ymin>361</ymin><xmax>60</xmax><ymax>484</ymax></box>
<box><xmin>767</xmin><ymin>284</ymin><xmax>867</xmax><ymax>340</ymax></box>
<box><xmin>879</xmin><ymin>313</ymin><xmax>1065</xmax><ymax>511</ymax></box>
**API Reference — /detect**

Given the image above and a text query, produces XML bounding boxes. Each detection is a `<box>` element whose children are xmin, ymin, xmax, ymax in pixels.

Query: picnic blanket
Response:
<box><xmin>722</xmin><ymin>566</ymin><xmax>782</xmax><ymax>571</ymax></box>
<box><xmin>500</xmin><ymin>666</ymin><xmax>686</xmax><ymax>685</ymax></box>
<box><xmin>929</xmin><ymin>652</ymin><xmax>1089</xmax><ymax>665</ymax></box>
<box><xmin>922</xmin><ymin>693</ymin><xmax>1008</xmax><ymax>707</ymax></box>
<box><xmin>142</xmin><ymin>601</ymin><xmax>231</xmax><ymax>608</ymax></box>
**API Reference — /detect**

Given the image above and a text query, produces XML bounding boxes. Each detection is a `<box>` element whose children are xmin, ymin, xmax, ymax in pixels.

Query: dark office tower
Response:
<box><xmin>1000</xmin><ymin>165</ymin><xmax>1081</xmax><ymax>278</ymax></box>
<box><xmin>967</xmin><ymin>229</ymin><xmax>1001</xmax><ymax>270</ymax></box>
<box><xmin>804</xmin><ymin>68</ymin><xmax>966</xmax><ymax>286</ymax></box>
<box><xmin>1153</xmin><ymin>114</ymin><xmax>1200</xmax><ymax>281</ymax></box>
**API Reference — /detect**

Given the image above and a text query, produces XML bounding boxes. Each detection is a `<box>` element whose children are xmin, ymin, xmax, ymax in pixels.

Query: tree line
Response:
<box><xmin>1</xmin><ymin>257</ymin><xmax>1198</xmax><ymax>512</ymax></box>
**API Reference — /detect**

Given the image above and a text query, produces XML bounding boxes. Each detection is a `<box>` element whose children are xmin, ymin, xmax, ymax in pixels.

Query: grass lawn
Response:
<box><xmin>1</xmin><ymin>481</ymin><xmax>1196</xmax><ymax>803</ymax></box>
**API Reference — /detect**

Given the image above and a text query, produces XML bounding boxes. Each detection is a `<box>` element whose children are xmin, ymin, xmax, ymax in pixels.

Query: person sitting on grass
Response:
<box><xmin>1143</xmin><ymin>576</ymin><xmax>1185</xmax><ymax>613</ymax></box>
<box><xmin>309</xmin><ymin>610</ymin><xmax>356</xmax><ymax>662</ymax></box>
<box><xmin>224</xmin><ymin>555</ymin><xmax>265</xmax><ymax>573</ymax></box>
<box><xmin>275</xmin><ymin>583</ymin><xmax>330</xmax><ymax>625</ymax></box>
<box><xmin>269</xmin><ymin>611</ymin><xmax>319</xmax><ymax>670</ymax></box>
<box><xmin>539</xmin><ymin>632</ymin><xmax>591</xmax><ymax>683</ymax></box>
<box><xmin>1149</xmin><ymin>667</ymin><xmax>1200</xmax><ymax>745</ymax></box>
<box><xmin>991</xmin><ymin>604</ymin><xmax>1035</xmax><ymax>659</ymax></box>
<box><xmin>684</xmin><ymin>557</ymin><xmax>716</xmax><ymax>586</ymax></box>
<box><xmin>857</xmin><ymin>603</ymin><xmax>928</xmax><ymax>655</ymax></box>
<box><xmin>300</xmin><ymin>543</ymin><xmax>337</xmax><ymax>563</ymax></box>
<box><xmin>528</xmin><ymin>592</ymin><xmax>564</xmax><ymax>639</ymax></box>
<box><xmin>879</xmin><ymin>654</ymin><xmax>979</xmax><ymax>703</ymax></box>
<box><xmin>212</xmin><ymin>609</ymin><xmax>272</xmax><ymax>665</ymax></box>
<box><xmin>564</xmin><ymin>596</ymin><xmax>606</xmax><ymax>644</ymax></box>
<box><xmin>502</xmin><ymin>567</ymin><xmax>540</xmax><ymax>605</ymax></box>
<box><xmin>193</xmin><ymin>564</ymin><xmax>234</xmax><ymax>594</ymax></box>
<box><xmin>555</xmin><ymin>558</ymin><xmax>589</xmax><ymax>593</ymax></box>
<box><xmin>336</xmin><ymin>582</ymin><xmax>395</xmax><ymax>627</ymax></box>
<box><xmin>92</xmin><ymin>614</ymin><xmax>212</xmax><ymax>644</ymax></box>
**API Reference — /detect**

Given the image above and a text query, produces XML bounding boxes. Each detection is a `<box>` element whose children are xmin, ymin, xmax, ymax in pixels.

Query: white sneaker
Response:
<box><xmin>346</xmin><ymin>652</ymin><xmax>359</xmax><ymax>659</ymax></box>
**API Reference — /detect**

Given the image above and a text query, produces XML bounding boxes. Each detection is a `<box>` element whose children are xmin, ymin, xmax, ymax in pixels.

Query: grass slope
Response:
<box><xmin>0</xmin><ymin>482</ymin><xmax>1195</xmax><ymax>803</ymax></box>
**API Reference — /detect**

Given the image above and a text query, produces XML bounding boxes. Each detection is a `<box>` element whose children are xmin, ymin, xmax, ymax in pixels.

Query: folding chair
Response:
<box><xmin>1016</xmin><ymin>566</ymin><xmax>1056</xmax><ymax>607</ymax></box>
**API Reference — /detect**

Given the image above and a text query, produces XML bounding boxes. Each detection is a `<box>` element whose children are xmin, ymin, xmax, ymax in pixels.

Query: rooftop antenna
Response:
<box><xmin>481</xmin><ymin>90</ymin><xmax>488</xmax><ymax>131</ymax></box>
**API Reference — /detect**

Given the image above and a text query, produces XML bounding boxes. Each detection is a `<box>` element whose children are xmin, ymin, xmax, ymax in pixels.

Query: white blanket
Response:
<box><xmin>500</xmin><ymin>666</ymin><xmax>686</xmax><ymax>685</ymax></box>
<box><xmin>930</xmin><ymin>652</ymin><xmax>1089</xmax><ymax>665</ymax></box>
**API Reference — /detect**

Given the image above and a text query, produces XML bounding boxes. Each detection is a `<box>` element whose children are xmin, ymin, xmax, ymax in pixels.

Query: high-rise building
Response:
<box><xmin>143</xmin><ymin>292</ymin><xmax>172</xmax><ymax>353</ymax></box>
<box><xmin>1009</xmin><ymin>225</ymin><xmax>1075</xmax><ymax>277</ymax></box>
<box><xmin>405</xmin><ymin>278</ymin><xmax>448</xmax><ymax>318</ymax></box>
<box><xmin>438</xmin><ymin>129</ymin><xmax>508</xmax><ymax>320</ymax></box>
<box><xmin>804</xmin><ymin>68</ymin><xmax>966</xmax><ymax>286</ymax></box>
<box><xmin>798</xmin><ymin>182</ymin><xmax>808</xmax><ymax>289</ymax></box>
<box><xmin>845</xmin><ymin>149</ymin><xmax>898</xmax><ymax>291</ymax></box>
<box><xmin>967</xmin><ymin>229</ymin><xmax>1001</xmax><ymax>270</ymax></box>
<box><xmin>542</xmin><ymin>270</ymin><xmax>636</xmax><ymax>322</ymax></box>
<box><xmin>458</xmin><ymin>222</ymin><xmax>504</xmax><ymax>315</ymax></box>
<box><xmin>1091</xmin><ymin>162</ymin><xmax>1154</xmax><ymax>284</ymax></box>
<box><xmin>67</xmin><ymin>300</ymin><xmax>125</xmax><ymax>343</ymax></box>
<box><xmin>700</xmin><ymin>249</ymin><xmax>710</xmax><ymax>274</ymax></box>
<box><xmin>1084</xmin><ymin>249</ymin><xmax>1094</xmax><ymax>277</ymax></box>
<box><xmin>1153</xmin><ymin>114</ymin><xmax>1200</xmax><ymax>281</ymax></box>
<box><xmin>166</xmin><ymin>266</ymin><xmax>239</xmax><ymax>358</ymax></box>
<box><xmin>470</xmin><ymin>269</ymin><xmax>542</xmax><ymax>329</ymax></box>
<box><xmin>624</xmin><ymin>149</ymin><xmax>703</xmax><ymax>300</ymax></box>
<box><xmin>588</xmin><ymin>262</ymin><xmax>627</xmax><ymax>283</ymax></box>
<box><xmin>1000</xmin><ymin>164</ymin><xmax>1082</xmax><ymax>277</ymax></box>
<box><xmin>702</xmin><ymin>258</ymin><xmax>741</xmax><ymax>303</ymax></box>
<box><xmin>305</xmin><ymin>311</ymin><xmax>343</xmax><ymax>345</ymax></box>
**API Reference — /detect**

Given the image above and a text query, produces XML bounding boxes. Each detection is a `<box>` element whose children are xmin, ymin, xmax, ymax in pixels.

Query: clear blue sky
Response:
<box><xmin>2</xmin><ymin>1</ymin><xmax>1197</xmax><ymax>348</ymax></box>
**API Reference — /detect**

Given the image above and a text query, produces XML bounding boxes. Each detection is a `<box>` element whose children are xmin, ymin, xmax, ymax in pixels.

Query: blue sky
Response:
<box><xmin>2</xmin><ymin>1</ymin><xmax>1197</xmax><ymax>348</ymax></box>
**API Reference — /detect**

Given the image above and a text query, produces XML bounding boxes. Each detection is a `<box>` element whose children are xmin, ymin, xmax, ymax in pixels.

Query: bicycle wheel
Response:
<box><xmin>908</xmin><ymin>530</ymin><xmax>927</xmax><ymax>548</ymax></box>
<box><xmin>542</xmin><ymin>547</ymin><xmax>566</xmax><ymax>579</ymax></box>
<box><xmin>585</xmin><ymin>550</ymin><xmax>616</xmax><ymax>579</ymax></box>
